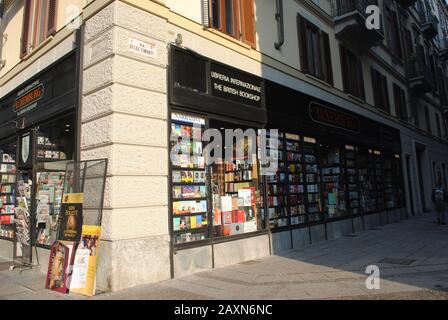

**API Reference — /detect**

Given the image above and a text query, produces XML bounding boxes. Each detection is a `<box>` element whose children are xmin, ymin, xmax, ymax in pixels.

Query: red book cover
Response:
<box><xmin>45</xmin><ymin>240</ymin><xmax>76</xmax><ymax>294</ymax></box>
<box><xmin>237</xmin><ymin>210</ymin><xmax>245</xmax><ymax>223</ymax></box>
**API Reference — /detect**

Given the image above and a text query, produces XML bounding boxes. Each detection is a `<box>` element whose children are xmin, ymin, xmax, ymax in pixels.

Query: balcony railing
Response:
<box><xmin>395</xmin><ymin>0</ymin><xmax>417</xmax><ymax>9</ymax></box>
<box><xmin>419</xmin><ymin>10</ymin><xmax>439</xmax><ymax>39</ymax></box>
<box><xmin>407</xmin><ymin>56</ymin><xmax>434</xmax><ymax>94</ymax></box>
<box><xmin>332</xmin><ymin>0</ymin><xmax>384</xmax><ymax>50</ymax></box>
<box><xmin>332</xmin><ymin>0</ymin><xmax>378</xmax><ymax>18</ymax></box>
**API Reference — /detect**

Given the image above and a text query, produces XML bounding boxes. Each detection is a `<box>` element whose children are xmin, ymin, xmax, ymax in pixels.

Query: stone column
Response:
<box><xmin>81</xmin><ymin>1</ymin><xmax>170</xmax><ymax>291</ymax></box>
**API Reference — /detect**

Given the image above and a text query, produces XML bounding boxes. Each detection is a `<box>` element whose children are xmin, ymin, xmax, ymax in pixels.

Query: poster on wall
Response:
<box><xmin>58</xmin><ymin>193</ymin><xmax>83</xmax><ymax>242</ymax></box>
<box><xmin>70</xmin><ymin>225</ymin><xmax>101</xmax><ymax>297</ymax></box>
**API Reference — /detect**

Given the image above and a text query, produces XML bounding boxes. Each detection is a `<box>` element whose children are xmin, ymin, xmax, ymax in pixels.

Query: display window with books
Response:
<box><xmin>33</xmin><ymin>114</ymin><xmax>75</xmax><ymax>246</ymax></box>
<box><xmin>284</xmin><ymin>133</ymin><xmax>307</xmax><ymax>226</ymax></box>
<box><xmin>384</xmin><ymin>153</ymin><xmax>405</xmax><ymax>209</ymax></box>
<box><xmin>262</xmin><ymin>131</ymin><xmax>288</xmax><ymax>228</ymax></box>
<box><xmin>344</xmin><ymin>145</ymin><xmax>361</xmax><ymax>215</ymax></box>
<box><xmin>210</xmin><ymin>121</ymin><xmax>264</xmax><ymax>239</ymax></box>
<box><xmin>303</xmin><ymin>137</ymin><xmax>322</xmax><ymax>222</ymax></box>
<box><xmin>0</xmin><ymin>137</ymin><xmax>17</xmax><ymax>239</ymax></box>
<box><xmin>170</xmin><ymin>113</ymin><xmax>209</xmax><ymax>245</ymax></box>
<box><xmin>320</xmin><ymin>143</ymin><xmax>347</xmax><ymax>218</ymax></box>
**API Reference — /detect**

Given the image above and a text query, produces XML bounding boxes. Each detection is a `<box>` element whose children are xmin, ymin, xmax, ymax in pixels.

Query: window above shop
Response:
<box><xmin>340</xmin><ymin>45</ymin><xmax>365</xmax><ymax>100</ymax></box>
<box><xmin>297</xmin><ymin>14</ymin><xmax>333</xmax><ymax>85</ymax></box>
<box><xmin>209</xmin><ymin>0</ymin><xmax>257</xmax><ymax>49</ymax></box>
<box><xmin>21</xmin><ymin>0</ymin><xmax>57</xmax><ymax>58</ymax></box>
<box><xmin>371</xmin><ymin>68</ymin><xmax>390</xmax><ymax>113</ymax></box>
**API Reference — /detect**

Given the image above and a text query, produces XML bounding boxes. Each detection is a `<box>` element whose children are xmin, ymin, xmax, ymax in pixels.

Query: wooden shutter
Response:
<box><xmin>45</xmin><ymin>0</ymin><xmax>57</xmax><ymax>38</ymax></box>
<box><xmin>340</xmin><ymin>45</ymin><xmax>348</xmax><ymax>93</ymax></box>
<box><xmin>20</xmin><ymin>0</ymin><xmax>32</xmax><ymax>58</ymax></box>
<box><xmin>297</xmin><ymin>14</ymin><xmax>309</xmax><ymax>73</ymax></box>
<box><xmin>382</xmin><ymin>74</ymin><xmax>390</xmax><ymax>113</ymax></box>
<box><xmin>241</xmin><ymin>0</ymin><xmax>256</xmax><ymax>48</ymax></box>
<box><xmin>321</xmin><ymin>31</ymin><xmax>333</xmax><ymax>85</ymax></box>
<box><xmin>371</xmin><ymin>67</ymin><xmax>379</xmax><ymax>108</ymax></box>
<box><xmin>356</xmin><ymin>57</ymin><xmax>365</xmax><ymax>100</ymax></box>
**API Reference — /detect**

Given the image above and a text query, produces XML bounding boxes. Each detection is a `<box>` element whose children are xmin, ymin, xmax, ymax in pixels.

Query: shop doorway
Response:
<box><xmin>415</xmin><ymin>144</ymin><xmax>427</xmax><ymax>212</ymax></box>
<box><xmin>405</xmin><ymin>155</ymin><xmax>415</xmax><ymax>217</ymax></box>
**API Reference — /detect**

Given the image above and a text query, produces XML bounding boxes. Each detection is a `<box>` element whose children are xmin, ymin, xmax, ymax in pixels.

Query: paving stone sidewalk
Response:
<box><xmin>1</xmin><ymin>213</ymin><xmax>448</xmax><ymax>300</ymax></box>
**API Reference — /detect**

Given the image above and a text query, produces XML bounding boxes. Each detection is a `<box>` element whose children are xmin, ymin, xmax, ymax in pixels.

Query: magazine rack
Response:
<box><xmin>12</xmin><ymin>169</ymin><xmax>38</xmax><ymax>271</ymax></box>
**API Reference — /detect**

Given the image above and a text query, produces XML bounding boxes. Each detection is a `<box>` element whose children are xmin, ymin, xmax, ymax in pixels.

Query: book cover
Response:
<box><xmin>173</xmin><ymin>218</ymin><xmax>181</xmax><ymax>231</ymax></box>
<box><xmin>196</xmin><ymin>215</ymin><xmax>202</xmax><ymax>227</ymax></box>
<box><xmin>58</xmin><ymin>193</ymin><xmax>83</xmax><ymax>242</ymax></box>
<box><xmin>71</xmin><ymin>225</ymin><xmax>101</xmax><ymax>297</ymax></box>
<box><xmin>45</xmin><ymin>240</ymin><xmax>76</xmax><ymax>294</ymax></box>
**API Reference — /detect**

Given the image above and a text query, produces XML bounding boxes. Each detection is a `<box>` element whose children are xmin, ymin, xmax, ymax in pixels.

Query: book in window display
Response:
<box><xmin>171</xmin><ymin>113</ymin><xmax>209</xmax><ymax>245</ymax></box>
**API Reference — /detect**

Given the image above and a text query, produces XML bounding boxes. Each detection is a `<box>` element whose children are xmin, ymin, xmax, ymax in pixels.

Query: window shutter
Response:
<box><xmin>340</xmin><ymin>45</ymin><xmax>348</xmax><ymax>92</ymax></box>
<box><xmin>357</xmin><ymin>58</ymin><xmax>365</xmax><ymax>100</ymax></box>
<box><xmin>321</xmin><ymin>31</ymin><xmax>333</xmax><ymax>85</ymax></box>
<box><xmin>241</xmin><ymin>0</ymin><xmax>256</xmax><ymax>49</ymax></box>
<box><xmin>20</xmin><ymin>0</ymin><xmax>32</xmax><ymax>58</ymax></box>
<box><xmin>297</xmin><ymin>14</ymin><xmax>309</xmax><ymax>73</ymax></box>
<box><xmin>382</xmin><ymin>74</ymin><xmax>390</xmax><ymax>113</ymax></box>
<box><xmin>371</xmin><ymin>67</ymin><xmax>379</xmax><ymax>108</ymax></box>
<box><xmin>45</xmin><ymin>0</ymin><xmax>57</xmax><ymax>38</ymax></box>
<box><xmin>202</xmin><ymin>0</ymin><xmax>210</xmax><ymax>28</ymax></box>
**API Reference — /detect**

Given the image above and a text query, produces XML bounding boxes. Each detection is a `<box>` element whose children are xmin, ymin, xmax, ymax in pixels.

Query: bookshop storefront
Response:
<box><xmin>0</xmin><ymin>52</ymin><xmax>78</xmax><ymax>253</ymax></box>
<box><xmin>168</xmin><ymin>45</ymin><xmax>406</xmax><ymax>273</ymax></box>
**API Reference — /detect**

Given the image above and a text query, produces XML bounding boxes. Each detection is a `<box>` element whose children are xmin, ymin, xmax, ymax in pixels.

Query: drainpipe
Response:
<box><xmin>274</xmin><ymin>0</ymin><xmax>284</xmax><ymax>50</ymax></box>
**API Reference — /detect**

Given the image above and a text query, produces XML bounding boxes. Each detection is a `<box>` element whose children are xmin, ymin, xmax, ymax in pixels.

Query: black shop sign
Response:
<box><xmin>309</xmin><ymin>102</ymin><xmax>360</xmax><ymax>133</ymax></box>
<box><xmin>210</xmin><ymin>63</ymin><xmax>262</xmax><ymax>108</ymax></box>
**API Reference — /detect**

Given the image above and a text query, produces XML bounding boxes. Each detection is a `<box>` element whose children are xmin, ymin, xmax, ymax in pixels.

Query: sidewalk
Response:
<box><xmin>1</xmin><ymin>213</ymin><xmax>448</xmax><ymax>300</ymax></box>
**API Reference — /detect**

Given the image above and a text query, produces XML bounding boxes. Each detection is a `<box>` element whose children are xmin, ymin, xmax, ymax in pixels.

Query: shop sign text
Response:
<box><xmin>210</xmin><ymin>63</ymin><xmax>262</xmax><ymax>108</ymax></box>
<box><xmin>309</xmin><ymin>102</ymin><xmax>360</xmax><ymax>133</ymax></box>
<box><xmin>14</xmin><ymin>82</ymin><xmax>44</xmax><ymax>115</ymax></box>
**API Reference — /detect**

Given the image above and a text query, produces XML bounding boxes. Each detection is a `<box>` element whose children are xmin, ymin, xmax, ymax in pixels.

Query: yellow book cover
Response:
<box><xmin>70</xmin><ymin>225</ymin><xmax>101</xmax><ymax>297</ymax></box>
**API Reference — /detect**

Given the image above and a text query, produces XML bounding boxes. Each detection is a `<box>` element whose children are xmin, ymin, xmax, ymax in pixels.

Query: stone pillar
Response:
<box><xmin>81</xmin><ymin>1</ymin><xmax>170</xmax><ymax>291</ymax></box>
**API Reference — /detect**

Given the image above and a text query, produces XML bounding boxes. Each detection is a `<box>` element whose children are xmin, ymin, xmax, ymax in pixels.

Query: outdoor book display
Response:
<box><xmin>45</xmin><ymin>159</ymin><xmax>107</xmax><ymax>296</ymax></box>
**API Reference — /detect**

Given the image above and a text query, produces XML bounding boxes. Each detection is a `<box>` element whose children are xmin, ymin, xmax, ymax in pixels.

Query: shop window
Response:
<box><xmin>344</xmin><ymin>145</ymin><xmax>361</xmax><ymax>215</ymax></box>
<box><xmin>303</xmin><ymin>137</ymin><xmax>322</xmax><ymax>222</ymax></box>
<box><xmin>358</xmin><ymin>149</ymin><xmax>384</xmax><ymax>212</ymax></box>
<box><xmin>34</xmin><ymin>114</ymin><xmax>75</xmax><ymax>246</ymax></box>
<box><xmin>209</xmin><ymin>121</ymin><xmax>264</xmax><ymax>238</ymax></box>
<box><xmin>393</xmin><ymin>83</ymin><xmax>408</xmax><ymax>121</ymax></box>
<box><xmin>0</xmin><ymin>137</ymin><xmax>17</xmax><ymax>239</ymax></box>
<box><xmin>284</xmin><ymin>133</ymin><xmax>307</xmax><ymax>225</ymax></box>
<box><xmin>297</xmin><ymin>14</ymin><xmax>333</xmax><ymax>85</ymax></box>
<box><xmin>21</xmin><ymin>0</ymin><xmax>57</xmax><ymax>58</ymax></box>
<box><xmin>264</xmin><ymin>131</ymin><xmax>289</xmax><ymax>228</ymax></box>
<box><xmin>170</xmin><ymin>114</ymin><xmax>208</xmax><ymax>245</ymax></box>
<box><xmin>172</xmin><ymin>49</ymin><xmax>207</xmax><ymax>93</ymax></box>
<box><xmin>209</xmin><ymin>0</ymin><xmax>257</xmax><ymax>48</ymax></box>
<box><xmin>169</xmin><ymin>113</ymin><xmax>265</xmax><ymax>244</ymax></box>
<box><xmin>371</xmin><ymin>68</ymin><xmax>390</xmax><ymax>113</ymax></box>
<box><xmin>320</xmin><ymin>143</ymin><xmax>346</xmax><ymax>218</ymax></box>
<box><xmin>340</xmin><ymin>45</ymin><xmax>365</xmax><ymax>100</ymax></box>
